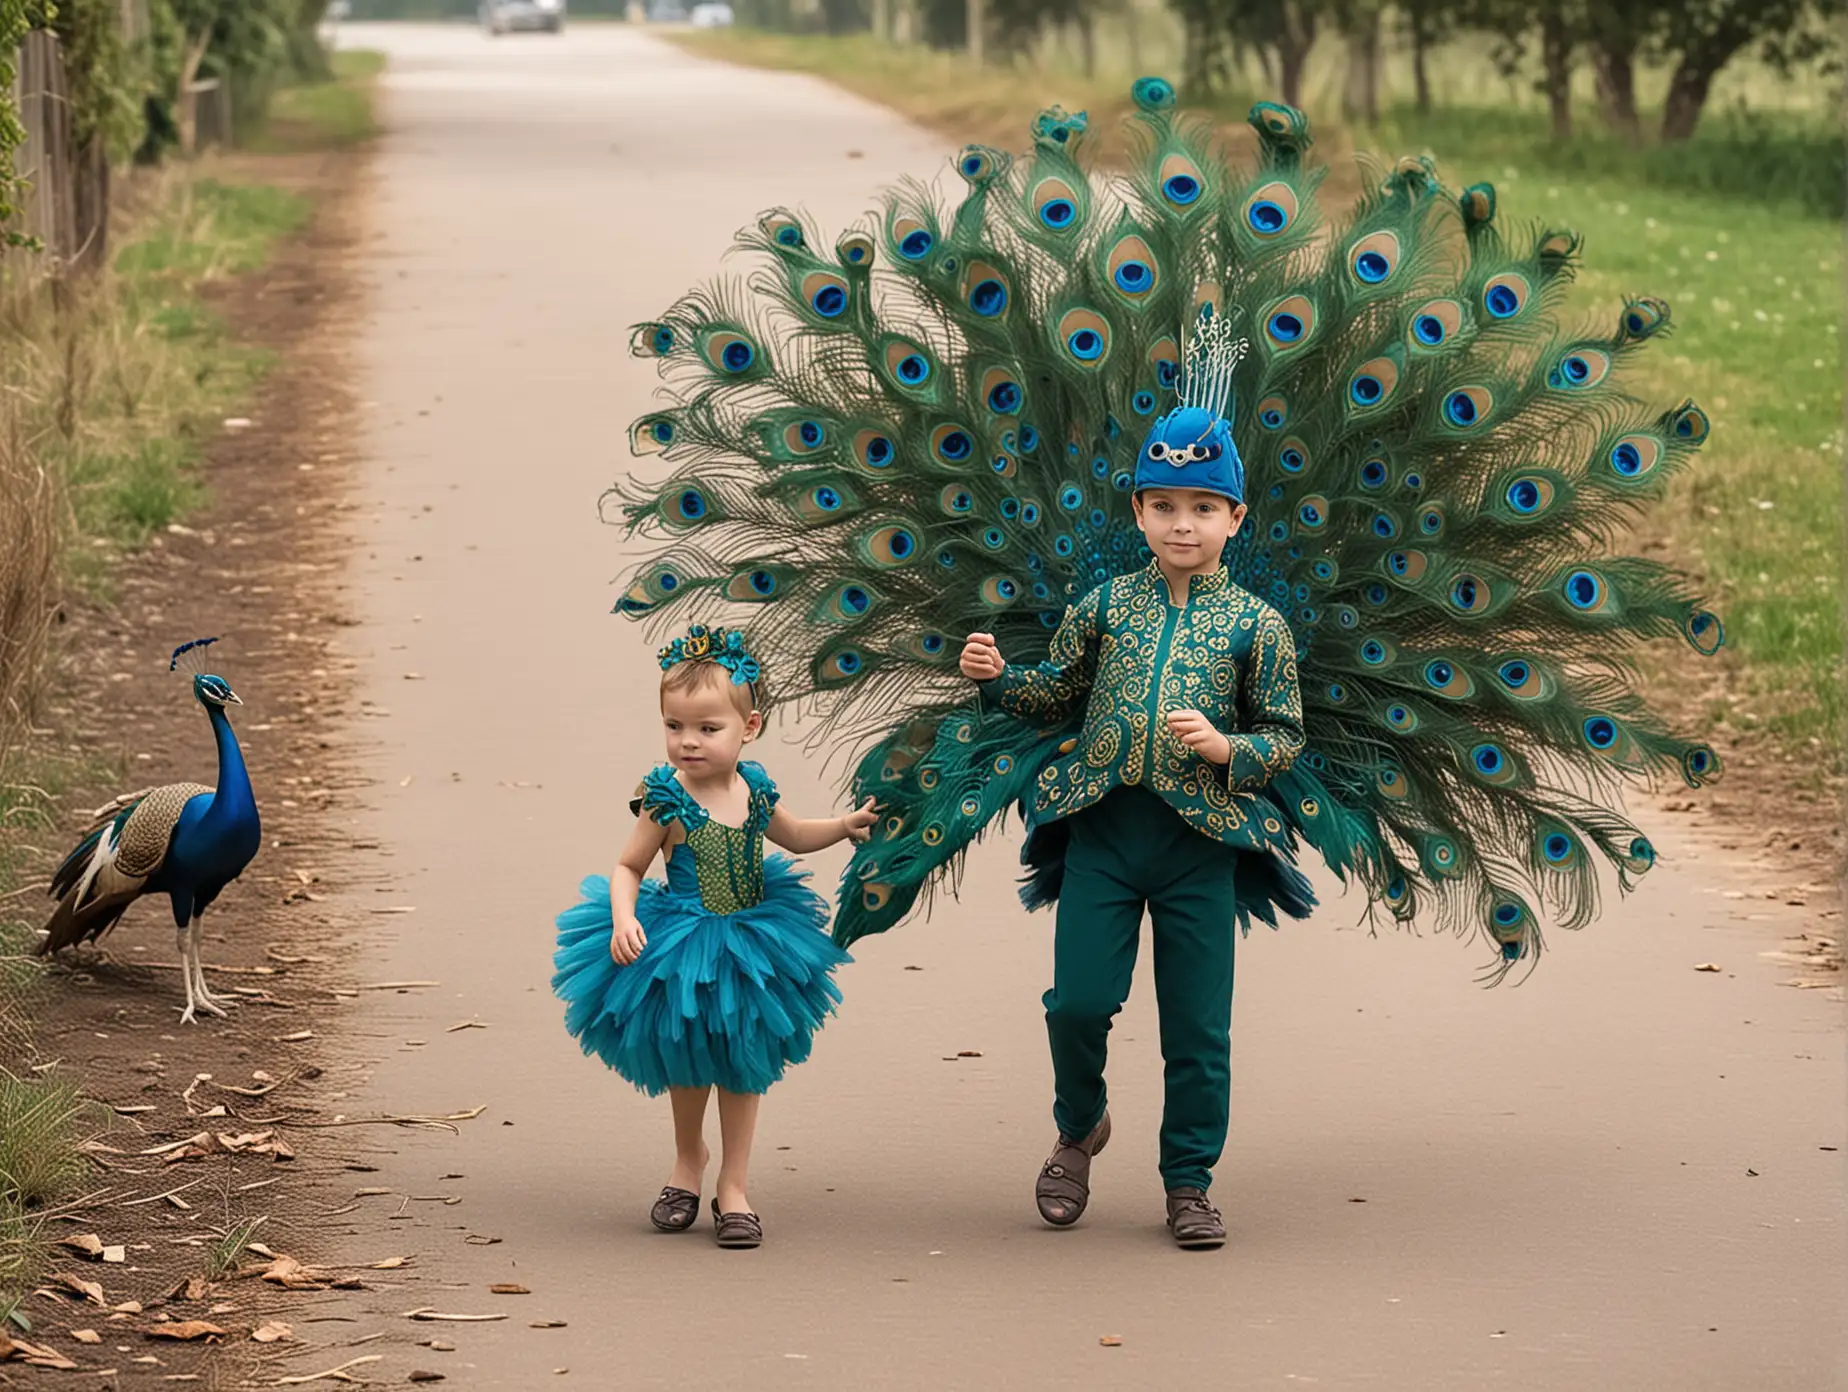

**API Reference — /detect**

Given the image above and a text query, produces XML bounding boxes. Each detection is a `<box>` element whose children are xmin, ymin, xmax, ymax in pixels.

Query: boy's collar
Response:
<box><xmin>1142</xmin><ymin>558</ymin><xmax>1230</xmax><ymax>597</ymax></box>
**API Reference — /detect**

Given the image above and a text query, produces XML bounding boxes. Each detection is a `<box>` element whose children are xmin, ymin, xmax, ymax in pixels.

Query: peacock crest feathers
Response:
<box><xmin>609</xmin><ymin>81</ymin><xmax>1723</xmax><ymax>980</ymax></box>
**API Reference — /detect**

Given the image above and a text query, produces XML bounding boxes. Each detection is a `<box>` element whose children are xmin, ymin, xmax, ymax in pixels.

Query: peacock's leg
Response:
<box><xmin>185</xmin><ymin>926</ymin><xmax>230</xmax><ymax>1018</ymax></box>
<box><xmin>176</xmin><ymin>925</ymin><xmax>203</xmax><ymax>1026</ymax></box>
<box><xmin>188</xmin><ymin>923</ymin><xmax>236</xmax><ymax>1012</ymax></box>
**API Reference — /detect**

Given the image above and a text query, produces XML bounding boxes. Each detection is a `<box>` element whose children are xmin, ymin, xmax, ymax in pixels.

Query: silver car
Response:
<box><xmin>481</xmin><ymin>0</ymin><xmax>565</xmax><ymax>34</ymax></box>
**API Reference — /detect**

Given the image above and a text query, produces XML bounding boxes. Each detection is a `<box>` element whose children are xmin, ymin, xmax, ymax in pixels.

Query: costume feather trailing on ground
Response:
<box><xmin>36</xmin><ymin>638</ymin><xmax>262</xmax><ymax>1023</ymax></box>
<box><xmin>604</xmin><ymin>80</ymin><xmax>1722</xmax><ymax>978</ymax></box>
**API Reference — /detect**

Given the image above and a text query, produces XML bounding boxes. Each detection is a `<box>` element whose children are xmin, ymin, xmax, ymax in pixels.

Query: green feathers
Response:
<box><xmin>611</xmin><ymin>80</ymin><xmax>1722</xmax><ymax>979</ymax></box>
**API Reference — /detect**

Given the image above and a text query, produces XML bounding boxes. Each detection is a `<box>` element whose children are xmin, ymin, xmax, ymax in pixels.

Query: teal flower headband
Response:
<box><xmin>657</xmin><ymin>624</ymin><xmax>762</xmax><ymax>695</ymax></box>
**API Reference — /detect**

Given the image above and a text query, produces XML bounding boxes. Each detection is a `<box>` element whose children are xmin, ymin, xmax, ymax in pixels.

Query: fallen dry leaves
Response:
<box><xmin>488</xmin><ymin>1283</ymin><xmax>530</xmax><ymax>1295</ymax></box>
<box><xmin>0</xmin><ymin>1335</ymin><xmax>79</xmax><ymax>1370</ymax></box>
<box><xmin>144</xmin><ymin>1320</ymin><xmax>227</xmax><ymax>1341</ymax></box>
<box><xmin>143</xmin><ymin>1129</ymin><xmax>296</xmax><ymax>1162</ymax></box>
<box><xmin>260</xmin><ymin>1254</ymin><xmax>334</xmax><ymax>1290</ymax></box>
<box><xmin>252</xmin><ymin>1320</ymin><xmax>294</xmax><ymax>1344</ymax></box>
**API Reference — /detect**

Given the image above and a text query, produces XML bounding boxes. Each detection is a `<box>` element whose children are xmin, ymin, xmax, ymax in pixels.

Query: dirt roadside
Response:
<box><xmin>2</xmin><ymin>144</ymin><xmax>465</xmax><ymax>1389</ymax></box>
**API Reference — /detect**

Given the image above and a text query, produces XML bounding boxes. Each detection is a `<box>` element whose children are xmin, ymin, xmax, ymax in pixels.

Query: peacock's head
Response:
<box><xmin>193</xmin><ymin>674</ymin><xmax>242</xmax><ymax>709</ymax></box>
<box><xmin>1135</xmin><ymin>407</ymin><xmax>1245</xmax><ymax>504</ymax></box>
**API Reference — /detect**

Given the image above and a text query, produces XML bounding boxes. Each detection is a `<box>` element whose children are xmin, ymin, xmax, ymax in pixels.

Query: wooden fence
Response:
<box><xmin>5</xmin><ymin>30</ymin><xmax>116</xmax><ymax>275</ymax></box>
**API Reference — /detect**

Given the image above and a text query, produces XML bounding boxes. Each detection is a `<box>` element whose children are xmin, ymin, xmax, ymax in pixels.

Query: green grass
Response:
<box><xmin>0</xmin><ymin>1074</ymin><xmax>98</xmax><ymax>1330</ymax></box>
<box><xmin>666</xmin><ymin>30</ymin><xmax>1845</xmax><ymax>764</ymax></box>
<box><xmin>115</xmin><ymin>181</ymin><xmax>313</xmax><ymax>280</ymax></box>
<box><xmin>247</xmin><ymin>48</ymin><xmax>387</xmax><ymax>155</ymax></box>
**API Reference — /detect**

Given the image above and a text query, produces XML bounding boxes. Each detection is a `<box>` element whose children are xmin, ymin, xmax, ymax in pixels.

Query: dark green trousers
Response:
<box><xmin>1043</xmin><ymin>784</ymin><xmax>1238</xmax><ymax>1193</ymax></box>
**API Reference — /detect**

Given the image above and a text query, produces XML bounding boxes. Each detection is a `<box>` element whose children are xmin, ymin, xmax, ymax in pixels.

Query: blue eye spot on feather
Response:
<box><xmin>1582</xmin><ymin>716</ymin><xmax>1618</xmax><ymax>749</ymax></box>
<box><xmin>921</xmin><ymin>633</ymin><xmax>945</xmax><ymax>653</ymax></box>
<box><xmin>722</xmin><ymin>341</ymin><xmax>753</xmax><ymax>372</ymax></box>
<box><xmin>1413</xmin><ymin>314</ymin><xmax>1445</xmax><ymax>345</ymax></box>
<box><xmin>1053</xmin><ymin>533</ymin><xmax>1075</xmax><ymax>556</ymax></box>
<box><xmin>676</xmin><ymin>490</ymin><xmax>706</xmax><ymax>521</ymax></box>
<box><xmin>1350</xmin><ymin>373</ymin><xmax>1384</xmax><ymax>406</ymax></box>
<box><xmin>652</xmin><ymin>326</ymin><xmax>674</xmax><ymax>353</ymax></box>
<box><xmin>1132</xmin><ymin>390</ymin><xmax>1156</xmax><ymax>415</ymax></box>
<box><xmin>1355</xmin><ymin>251</ymin><xmax>1389</xmax><ymax>282</ymax></box>
<box><xmin>1298</xmin><ymin>500</ymin><xmax>1323</xmax><ymax>526</ymax></box>
<box><xmin>1685</xmin><ymin>609</ymin><xmax>1724</xmax><ymax>655</ymax></box>
<box><xmin>1091</xmin><ymin>455</ymin><xmax>1110</xmax><ymax>478</ymax></box>
<box><xmin>1472</xmin><ymin>744</ymin><xmax>1505</xmax><ymax>776</ymax></box>
<box><xmin>1543</xmin><ymin>832</ymin><xmax>1574</xmax><ymax>863</ymax></box>
<box><xmin>1268</xmin><ymin>311</ymin><xmax>1304</xmax><ymax>342</ymax></box>
<box><xmin>1268</xmin><ymin>521</ymin><xmax>1289</xmax><ymax>542</ymax></box>
<box><xmin>936</xmin><ymin>549</ymin><xmax>956</xmax><ymax>568</ymax></box>
<box><xmin>1163</xmin><ymin>173</ymin><xmax>1201</xmax><ymax>205</ymax></box>
<box><xmin>1493</xmin><ymin>902</ymin><xmax>1521</xmax><ymax>928</ymax></box>
<box><xmin>1000</xmin><ymin>496</ymin><xmax>1021</xmax><ymax>519</ymax></box>
<box><xmin>1628</xmin><ymin>836</ymin><xmax>1656</xmax><ymax>866</ymax></box>
<box><xmin>896</xmin><ymin>354</ymin><xmax>930</xmax><ymax>385</ymax></box>
<box><xmin>939</xmin><ymin>430</ymin><xmax>972</xmax><ymax>461</ymax></box>
<box><xmin>658</xmin><ymin>572</ymin><xmax>679</xmax><ymax>591</ymax></box>
<box><xmin>813</xmin><ymin>284</ymin><xmax>846</xmax><ymax>317</ymax></box>
<box><xmin>1089</xmin><ymin>508</ymin><xmax>1107</xmax><ymax>528</ymax></box>
<box><xmin>1361</xmin><ymin>639</ymin><xmax>1388</xmax><ymax>665</ymax></box>
<box><xmin>988</xmin><ymin>380</ymin><xmax>1021</xmax><ymax>413</ymax></box>
<box><xmin>899</xmin><ymin>229</ymin><xmax>933</xmax><ymax>259</ymax></box>
<box><xmin>1247</xmin><ymin>200</ymin><xmax>1286</xmax><ymax>234</ymax></box>
<box><xmin>1058</xmin><ymin>485</ymin><xmax>1082</xmax><ymax>511</ymax></box>
<box><xmin>1403</xmin><ymin>472</ymin><xmax>1423</xmax><ymax>491</ymax></box>
<box><xmin>842</xmin><ymin>585</ymin><xmax>870</xmax><ymax>613</ymax></box>
<box><xmin>1040</xmin><ymin>199</ymin><xmax>1075</xmax><ymax>229</ymax></box>
<box><xmin>651</xmin><ymin>421</ymin><xmax>674</xmax><ymax>445</ymax></box>
<box><xmin>1260</xmin><ymin>407</ymin><xmax>1283</xmax><ymax>427</ymax></box>
<box><xmin>1156</xmin><ymin>360</ymin><xmax>1178</xmax><ymax>387</ymax></box>
<box><xmin>813</xmin><ymin>486</ymin><xmax>841</xmax><ymax>511</ymax></box>
<box><xmin>1445</xmin><ymin>391</ymin><xmax>1477</xmax><ymax>425</ymax></box>
<box><xmin>1507</xmin><ymin>479</ymin><xmax>1542</xmax><ymax>512</ymax></box>
<box><xmin>750</xmin><ymin>570</ymin><xmax>776</xmax><ymax>596</ymax></box>
<box><xmin>798</xmin><ymin>421</ymin><xmax>823</xmax><ymax>447</ymax></box>
<box><xmin>969</xmin><ymin>278</ymin><xmax>1008</xmax><ymax>317</ymax></box>
<box><xmin>1113</xmin><ymin>471</ymin><xmax>1134</xmax><ymax>491</ymax></box>
<box><xmin>1364</xmin><ymin>583</ymin><xmax>1388</xmax><ymax>605</ymax></box>
<box><xmin>1682</xmin><ymin>746</ymin><xmax>1718</xmax><ymax>784</ymax></box>
<box><xmin>1360</xmin><ymin>459</ymin><xmax>1388</xmax><ymax>489</ymax></box>
<box><xmin>982</xmin><ymin>527</ymin><xmax>1005</xmax><ymax>549</ymax></box>
<box><xmin>1068</xmin><ymin>328</ymin><xmax>1104</xmax><ymax>360</ymax></box>
<box><xmin>1020</xmin><ymin>424</ymin><xmax>1040</xmax><ymax>451</ymax></box>
<box><xmin>1484</xmin><ymin>279</ymin><xmax>1525</xmax><ymax>318</ymax></box>
<box><xmin>1564</xmin><ymin>570</ymin><xmax>1603</xmax><ymax>609</ymax></box>
<box><xmin>1420</xmin><ymin>509</ymin><xmax>1443</xmax><ymax>534</ymax></box>
<box><xmin>862</xmin><ymin>435</ymin><xmax>893</xmax><ymax>468</ymax></box>
<box><xmin>1372</xmin><ymin>513</ymin><xmax>1397</xmax><ymax>539</ymax></box>
<box><xmin>1113</xmin><ymin>261</ymin><xmax>1153</xmax><ymax>293</ymax></box>
<box><xmin>1327</xmin><ymin>682</ymin><xmax>1347</xmax><ymax>702</ymax></box>
<box><xmin>1611</xmin><ymin>441</ymin><xmax>1644</xmax><ymax>474</ymax></box>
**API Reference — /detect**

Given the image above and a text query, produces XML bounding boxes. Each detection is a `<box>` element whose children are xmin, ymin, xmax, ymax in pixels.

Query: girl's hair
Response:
<box><xmin>660</xmin><ymin>659</ymin><xmax>759</xmax><ymax>718</ymax></box>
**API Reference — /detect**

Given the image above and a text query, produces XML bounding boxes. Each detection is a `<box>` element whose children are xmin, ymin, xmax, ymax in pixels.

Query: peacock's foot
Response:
<box><xmin>195</xmin><ymin>983</ymin><xmax>239</xmax><ymax>1010</ymax></box>
<box><xmin>176</xmin><ymin>997</ymin><xmax>228</xmax><ymax>1024</ymax></box>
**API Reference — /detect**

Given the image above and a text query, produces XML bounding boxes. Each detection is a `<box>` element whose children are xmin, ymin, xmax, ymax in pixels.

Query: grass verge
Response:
<box><xmin>667</xmin><ymin>31</ymin><xmax>1843</xmax><ymax>767</ymax></box>
<box><xmin>0</xmin><ymin>47</ymin><xmax>383</xmax><ymax>1328</ymax></box>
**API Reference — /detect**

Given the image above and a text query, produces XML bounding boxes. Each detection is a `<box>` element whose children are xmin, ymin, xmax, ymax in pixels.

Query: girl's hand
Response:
<box><xmin>610</xmin><ymin>914</ymin><xmax>648</xmax><ymax>966</ymax></box>
<box><xmin>1168</xmin><ymin>709</ymin><xmax>1232</xmax><ymax>765</ymax></box>
<box><xmin>960</xmin><ymin>632</ymin><xmax>1005</xmax><ymax>681</ymax></box>
<box><xmin>841</xmin><ymin>797</ymin><xmax>878</xmax><ymax>844</ymax></box>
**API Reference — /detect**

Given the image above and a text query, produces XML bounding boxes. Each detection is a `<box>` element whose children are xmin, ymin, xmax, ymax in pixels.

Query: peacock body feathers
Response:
<box><xmin>608</xmin><ymin>80</ymin><xmax>1722</xmax><ymax>979</ymax></box>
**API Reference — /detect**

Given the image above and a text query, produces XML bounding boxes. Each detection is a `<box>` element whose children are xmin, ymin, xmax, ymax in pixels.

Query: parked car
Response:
<box><xmin>481</xmin><ymin>0</ymin><xmax>565</xmax><ymax>34</ymax></box>
<box><xmin>689</xmin><ymin>2</ymin><xmax>734</xmax><ymax>24</ymax></box>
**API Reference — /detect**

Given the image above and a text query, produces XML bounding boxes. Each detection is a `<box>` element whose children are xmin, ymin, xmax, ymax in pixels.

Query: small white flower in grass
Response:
<box><xmin>1645</xmin><ymin>216</ymin><xmax>1657</xmax><ymax>228</ymax></box>
<box><xmin>1755</xmin><ymin>309</ymin><xmax>1769</xmax><ymax>322</ymax></box>
<box><xmin>1706</xmin><ymin>250</ymin><xmax>1720</xmax><ymax>261</ymax></box>
<box><xmin>1814</xmin><ymin>359</ymin><xmax>1826</xmax><ymax>368</ymax></box>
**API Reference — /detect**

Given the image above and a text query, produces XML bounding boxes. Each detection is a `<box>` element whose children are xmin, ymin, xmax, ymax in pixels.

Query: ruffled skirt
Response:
<box><xmin>551</xmin><ymin>856</ymin><xmax>850</xmax><ymax>1096</ymax></box>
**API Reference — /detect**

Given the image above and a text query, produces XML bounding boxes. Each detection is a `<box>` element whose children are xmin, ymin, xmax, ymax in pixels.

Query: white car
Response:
<box><xmin>689</xmin><ymin>2</ymin><xmax>734</xmax><ymax>25</ymax></box>
<box><xmin>481</xmin><ymin>0</ymin><xmax>565</xmax><ymax>34</ymax></box>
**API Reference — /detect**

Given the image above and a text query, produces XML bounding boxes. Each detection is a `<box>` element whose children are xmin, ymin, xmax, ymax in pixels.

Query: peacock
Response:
<box><xmin>604</xmin><ymin>79</ymin><xmax>1723</xmax><ymax>979</ymax></box>
<box><xmin>36</xmin><ymin>638</ymin><xmax>263</xmax><ymax>1023</ymax></box>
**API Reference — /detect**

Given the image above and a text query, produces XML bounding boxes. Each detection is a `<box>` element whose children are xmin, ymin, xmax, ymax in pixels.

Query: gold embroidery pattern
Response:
<box><xmin>982</xmin><ymin>561</ymin><xmax>1305</xmax><ymax>850</ymax></box>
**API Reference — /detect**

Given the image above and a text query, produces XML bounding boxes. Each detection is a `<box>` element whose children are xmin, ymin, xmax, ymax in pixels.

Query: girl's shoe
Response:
<box><xmin>1164</xmin><ymin>1187</ymin><xmax>1226</xmax><ymax>1249</ymax></box>
<box><xmin>711</xmin><ymin>1197</ymin><xmax>763</xmax><ymax>1249</ymax></box>
<box><xmin>1035</xmin><ymin>1111</ymin><xmax>1111</xmax><ymax>1227</ymax></box>
<box><xmin>650</xmin><ymin>1186</ymin><xmax>701</xmax><ymax>1232</ymax></box>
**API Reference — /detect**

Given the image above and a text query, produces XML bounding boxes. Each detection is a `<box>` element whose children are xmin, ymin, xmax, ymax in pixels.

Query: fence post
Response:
<box><xmin>10</xmin><ymin>32</ymin><xmax>76</xmax><ymax>269</ymax></box>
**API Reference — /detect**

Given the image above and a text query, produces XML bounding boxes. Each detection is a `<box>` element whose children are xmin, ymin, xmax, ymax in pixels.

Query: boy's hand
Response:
<box><xmin>1168</xmin><ymin>709</ymin><xmax>1232</xmax><ymax>765</ymax></box>
<box><xmin>610</xmin><ymin>914</ymin><xmax>648</xmax><ymax>966</ymax></box>
<box><xmin>841</xmin><ymin>797</ymin><xmax>879</xmax><ymax>844</ymax></box>
<box><xmin>960</xmin><ymin>632</ymin><xmax>1005</xmax><ymax>681</ymax></box>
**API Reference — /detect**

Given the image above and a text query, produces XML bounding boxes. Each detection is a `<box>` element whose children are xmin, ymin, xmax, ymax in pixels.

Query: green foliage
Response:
<box><xmin>45</xmin><ymin>0</ymin><xmax>147</xmax><ymax>160</ymax></box>
<box><xmin>0</xmin><ymin>0</ymin><xmax>37</xmax><ymax>244</ymax></box>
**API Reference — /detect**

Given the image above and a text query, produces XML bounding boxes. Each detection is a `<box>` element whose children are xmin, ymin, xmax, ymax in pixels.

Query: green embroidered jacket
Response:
<box><xmin>980</xmin><ymin>561</ymin><xmax>1305</xmax><ymax>848</ymax></box>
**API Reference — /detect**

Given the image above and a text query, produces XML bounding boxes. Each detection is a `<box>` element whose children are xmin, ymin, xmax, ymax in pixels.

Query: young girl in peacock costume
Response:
<box><xmin>552</xmin><ymin>628</ymin><xmax>876</xmax><ymax>1248</ymax></box>
<box><xmin>605</xmin><ymin>80</ymin><xmax>1724</xmax><ymax>1247</ymax></box>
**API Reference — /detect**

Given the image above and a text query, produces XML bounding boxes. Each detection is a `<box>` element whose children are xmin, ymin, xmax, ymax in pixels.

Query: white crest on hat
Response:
<box><xmin>1176</xmin><ymin>308</ymin><xmax>1248</xmax><ymax>423</ymax></box>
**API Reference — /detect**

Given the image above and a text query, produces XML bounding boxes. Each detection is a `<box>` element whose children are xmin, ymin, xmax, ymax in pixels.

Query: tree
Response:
<box><xmin>1164</xmin><ymin>0</ymin><xmax>1322</xmax><ymax>106</ymax></box>
<box><xmin>1398</xmin><ymin>0</ymin><xmax>1461</xmax><ymax>112</ymax></box>
<box><xmin>0</xmin><ymin>0</ymin><xmax>36</xmax><ymax>247</ymax></box>
<box><xmin>1654</xmin><ymin>0</ymin><xmax>1820</xmax><ymax>140</ymax></box>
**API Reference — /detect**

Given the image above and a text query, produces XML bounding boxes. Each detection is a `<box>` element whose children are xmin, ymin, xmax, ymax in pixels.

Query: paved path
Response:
<box><xmin>319</xmin><ymin>22</ymin><xmax>1843</xmax><ymax>1389</ymax></box>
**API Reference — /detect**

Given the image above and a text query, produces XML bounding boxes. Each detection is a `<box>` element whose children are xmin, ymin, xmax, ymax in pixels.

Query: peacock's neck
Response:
<box><xmin>204</xmin><ymin>703</ymin><xmax>257</xmax><ymax>824</ymax></box>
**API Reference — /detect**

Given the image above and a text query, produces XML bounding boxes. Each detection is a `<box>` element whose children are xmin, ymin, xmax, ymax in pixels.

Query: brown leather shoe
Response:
<box><xmin>711</xmin><ymin>1198</ymin><xmax>763</xmax><ymax>1249</ymax></box>
<box><xmin>1035</xmin><ymin>1112</ymin><xmax>1111</xmax><ymax>1227</ymax></box>
<box><xmin>649</xmin><ymin>1185</ymin><xmax>700</xmax><ymax>1232</ymax></box>
<box><xmin>1165</xmin><ymin>1187</ymin><xmax>1226</xmax><ymax>1249</ymax></box>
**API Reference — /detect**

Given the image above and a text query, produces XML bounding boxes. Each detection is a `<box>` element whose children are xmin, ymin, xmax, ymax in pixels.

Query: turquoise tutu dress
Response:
<box><xmin>552</xmin><ymin>761</ymin><xmax>851</xmax><ymax>1096</ymax></box>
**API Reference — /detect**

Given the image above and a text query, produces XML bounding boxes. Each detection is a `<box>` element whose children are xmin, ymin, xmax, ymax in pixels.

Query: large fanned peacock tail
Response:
<box><xmin>608</xmin><ymin>77</ymin><xmax>1723</xmax><ymax>979</ymax></box>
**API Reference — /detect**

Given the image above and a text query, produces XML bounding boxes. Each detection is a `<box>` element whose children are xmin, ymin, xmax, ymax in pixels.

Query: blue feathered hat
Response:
<box><xmin>1133</xmin><ymin>312</ymin><xmax>1248</xmax><ymax>503</ymax></box>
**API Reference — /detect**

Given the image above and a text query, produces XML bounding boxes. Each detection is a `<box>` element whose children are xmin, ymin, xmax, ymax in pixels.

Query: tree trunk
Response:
<box><xmin>1592</xmin><ymin>42</ymin><xmax>1641</xmax><ymax>143</ymax></box>
<box><xmin>175</xmin><ymin>29</ymin><xmax>210</xmax><ymax>157</ymax></box>
<box><xmin>1342</xmin><ymin>6</ymin><xmax>1381</xmax><ymax>125</ymax></box>
<box><xmin>966</xmin><ymin>0</ymin><xmax>983</xmax><ymax>63</ymax></box>
<box><xmin>1277</xmin><ymin>2</ymin><xmax>1316</xmax><ymax>109</ymax></box>
<box><xmin>1411</xmin><ymin>17</ymin><xmax>1432</xmax><ymax>112</ymax></box>
<box><xmin>1660</xmin><ymin>22</ymin><xmax>1754</xmax><ymax>143</ymax></box>
<box><xmin>1076</xmin><ymin>13</ymin><xmax>1095</xmax><ymax>79</ymax></box>
<box><xmin>1539</xmin><ymin>9</ymin><xmax>1572</xmax><ymax>142</ymax></box>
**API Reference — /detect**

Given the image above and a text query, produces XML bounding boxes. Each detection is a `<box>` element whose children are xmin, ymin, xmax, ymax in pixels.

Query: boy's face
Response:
<box><xmin>1132</xmin><ymin>488</ymin><xmax>1246</xmax><ymax>572</ymax></box>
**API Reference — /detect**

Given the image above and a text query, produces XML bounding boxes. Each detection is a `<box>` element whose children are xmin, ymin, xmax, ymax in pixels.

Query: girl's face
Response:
<box><xmin>1133</xmin><ymin>487</ymin><xmax>1247</xmax><ymax>572</ymax></box>
<box><xmin>661</xmin><ymin>680</ymin><xmax>760</xmax><ymax>776</ymax></box>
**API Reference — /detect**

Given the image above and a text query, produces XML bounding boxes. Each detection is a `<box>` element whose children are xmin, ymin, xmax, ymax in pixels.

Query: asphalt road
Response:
<box><xmin>310</xmin><ymin>21</ymin><xmax>1844</xmax><ymax>1389</ymax></box>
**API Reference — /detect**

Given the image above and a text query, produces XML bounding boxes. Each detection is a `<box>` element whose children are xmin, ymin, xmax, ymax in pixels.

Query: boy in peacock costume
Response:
<box><xmin>607</xmin><ymin>79</ymin><xmax>1724</xmax><ymax>1246</ymax></box>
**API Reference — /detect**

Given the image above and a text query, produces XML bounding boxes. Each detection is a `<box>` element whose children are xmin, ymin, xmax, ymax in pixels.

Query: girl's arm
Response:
<box><xmin>764</xmin><ymin>797</ymin><xmax>878</xmax><ymax>855</ymax></box>
<box><xmin>609</xmin><ymin>814</ymin><xmax>670</xmax><ymax>965</ymax></box>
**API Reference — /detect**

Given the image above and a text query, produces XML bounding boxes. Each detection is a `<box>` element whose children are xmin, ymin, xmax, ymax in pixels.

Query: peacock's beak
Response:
<box><xmin>225</xmin><ymin>690</ymin><xmax>243</xmax><ymax>706</ymax></box>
